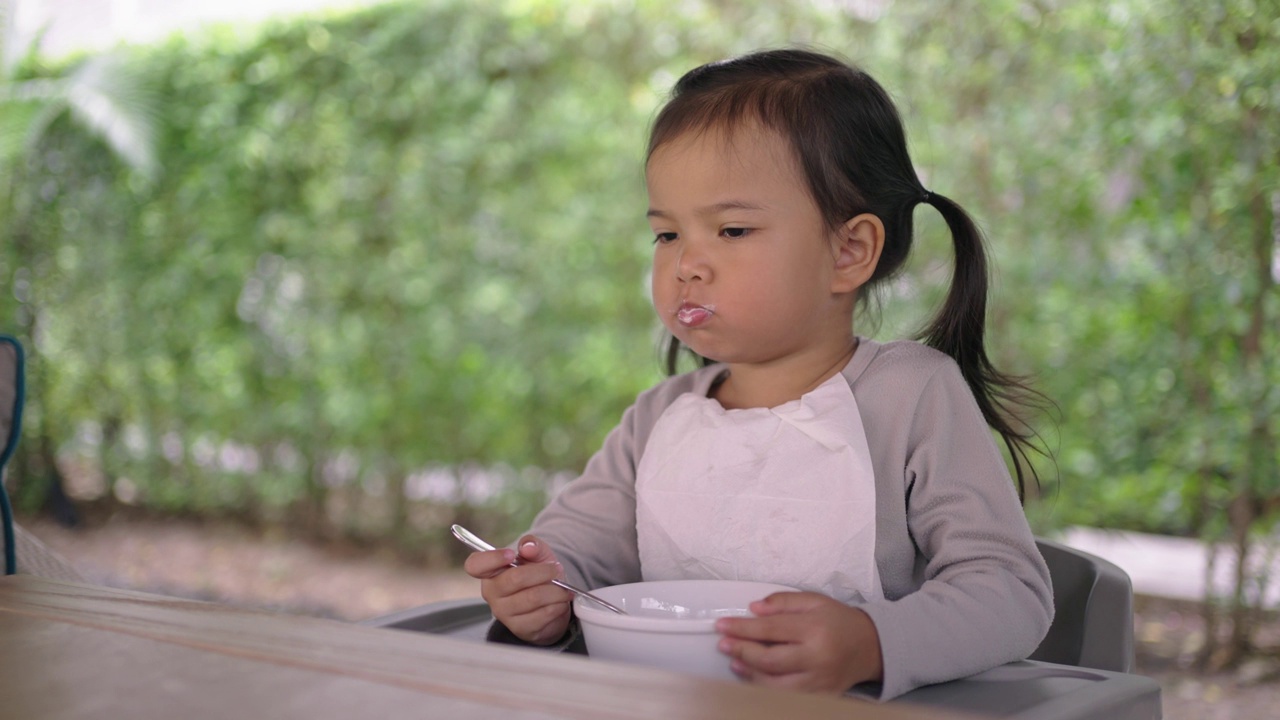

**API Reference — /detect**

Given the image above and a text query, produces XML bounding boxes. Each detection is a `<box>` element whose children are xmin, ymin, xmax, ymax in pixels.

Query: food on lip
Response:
<box><xmin>676</xmin><ymin>303</ymin><xmax>715</xmax><ymax>327</ymax></box>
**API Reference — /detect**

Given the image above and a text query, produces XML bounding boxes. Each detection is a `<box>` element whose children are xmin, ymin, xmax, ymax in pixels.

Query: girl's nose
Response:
<box><xmin>676</xmin><ymin>242</ymin><xmax>710</xmax><ymax>282</ymax></box>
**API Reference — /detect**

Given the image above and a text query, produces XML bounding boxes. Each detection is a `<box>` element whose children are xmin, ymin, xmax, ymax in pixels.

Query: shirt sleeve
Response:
<box><xmin>526</xmin><ymin>401</ymin><xmax>646</xmax><ymax>590</ymax></box>
<box><xmin>857</xmin><ymin>360</ymin><xmax>1054</xmax><ymax>700</ymax></box>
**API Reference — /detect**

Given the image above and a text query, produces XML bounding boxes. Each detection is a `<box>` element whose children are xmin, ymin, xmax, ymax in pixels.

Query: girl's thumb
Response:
<box><xmin>516</xmin><ymin>534</ymin><xmax>557</xmax><ymax>564</ymax></box>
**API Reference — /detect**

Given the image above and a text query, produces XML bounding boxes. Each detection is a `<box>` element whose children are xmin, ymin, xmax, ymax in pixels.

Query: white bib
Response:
<box><xmin>635</xmin><ymin>371</ymin><xmax>883</xmax><ymax>604</ymax></box>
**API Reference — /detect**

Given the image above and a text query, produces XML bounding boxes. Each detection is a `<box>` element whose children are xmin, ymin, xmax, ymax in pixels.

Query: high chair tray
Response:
<box><xmin>363</xmin><ymin>598</ymin><xmax>1161</xmax><ymax>720</ymax></box>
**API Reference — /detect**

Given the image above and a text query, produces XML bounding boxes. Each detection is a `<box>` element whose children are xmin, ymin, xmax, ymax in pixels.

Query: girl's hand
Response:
<box><xmin>714</xmin><ymin>591</ymin><xmax>884</xmax><ymax>693</ymax></box>
<box><xmin>462</xmin><ymin>534</ymin><xmax>574</xmax><ymax>645</ymax></box>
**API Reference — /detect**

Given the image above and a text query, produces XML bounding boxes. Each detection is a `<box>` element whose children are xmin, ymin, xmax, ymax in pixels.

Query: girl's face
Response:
<box><xmin>646</xmin><ymin>124</ymin><xmax>856</xmax><ymax>370</ymax></box>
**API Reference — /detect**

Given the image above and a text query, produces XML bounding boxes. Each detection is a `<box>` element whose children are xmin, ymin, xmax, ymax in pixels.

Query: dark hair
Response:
<box><xmin>647</xmin><ymin>48</ymin><xmax>1050</xmax><ymax>499</ymax></box>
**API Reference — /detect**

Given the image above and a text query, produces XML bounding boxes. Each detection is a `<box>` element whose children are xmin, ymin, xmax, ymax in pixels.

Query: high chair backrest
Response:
<box><xmin>0</xmin><ymin>335</ymin><xmax>83</xmax><ymax>581</ymax></box>
<box><xmin>1029</xmin><ymin>537</ymin><xmax>1136</xmax><ymax>673</ymax></box>
<box><xmin>2</xmin><ymin>335</ymin><xmax>24</xmax><ymax>575</ymax></box>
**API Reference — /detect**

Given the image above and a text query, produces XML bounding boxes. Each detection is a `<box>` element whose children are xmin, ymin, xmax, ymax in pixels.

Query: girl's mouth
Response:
<box><xmin>676</xmin><ymin>303</ymin><xmax>715</xmax><ymax>328</ymax></box>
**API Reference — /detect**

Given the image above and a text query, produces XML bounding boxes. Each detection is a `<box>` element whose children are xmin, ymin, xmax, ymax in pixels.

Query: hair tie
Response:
<box><xmin>920</xmin><ymin>190</ymin><xmax>934</xmax><ymax>205</ymax></box>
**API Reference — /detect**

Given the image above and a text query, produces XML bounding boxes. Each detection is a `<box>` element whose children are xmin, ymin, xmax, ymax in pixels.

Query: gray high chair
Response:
<box><xmin>1028</xmin><ymin>537</ymin><xmax>1135</xmax><ymax>673</ymax></box>
<box><xmin>0</xmin><ymin>335</ymin><xmax>84</xmax><ymax>582</ymax></box>
<box><xmin>362</xmin><ymin>537</ymin><xmax>1161</xmax><ymax>719</ymax></box>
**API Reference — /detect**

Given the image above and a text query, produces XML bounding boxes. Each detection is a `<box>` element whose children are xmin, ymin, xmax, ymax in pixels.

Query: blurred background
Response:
<box><xmin>1</xmin><ymin>0</ymin><xmax>1277</xmax><ymax>716</ymax></box>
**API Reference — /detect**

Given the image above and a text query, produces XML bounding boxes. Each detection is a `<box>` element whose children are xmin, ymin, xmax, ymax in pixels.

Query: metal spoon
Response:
<box><xmin>450</xmin><ymin>524</ymin><xmax>627</xmax><ymax>615</ymax></box>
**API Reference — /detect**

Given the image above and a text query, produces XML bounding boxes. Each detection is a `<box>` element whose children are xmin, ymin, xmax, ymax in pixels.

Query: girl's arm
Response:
<box><xmin>858</xmin><ymin>358</ymin><xmax>1054</xmax><ymax>699</ymax></box>
<box><xmin>704</xmin><ymin>349</ymin><xmax>1053</xmax><ymax>698</ymax></box>
<box><xmin>471</xmin><ymin>400</ymin><xmax>649</xmax><ymax>649</ymax></box>
<box><xmin>524</xmin><ymin>403</ymin><xmax>646</xmax><ymax>590</ymax></box>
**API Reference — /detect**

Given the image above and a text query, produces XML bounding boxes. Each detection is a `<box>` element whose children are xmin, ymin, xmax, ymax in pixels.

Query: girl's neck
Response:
<box><xmin>712</xmin><ymin>337</ymin><xmax>859</xmax><ymax>410</ymax></box>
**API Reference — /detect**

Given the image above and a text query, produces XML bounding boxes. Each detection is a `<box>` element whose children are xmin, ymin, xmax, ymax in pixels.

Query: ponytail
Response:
<box><xmin>917</xmin><ymin>192</ymin><xmax>1051</xmax><ymax>501</ymax></box>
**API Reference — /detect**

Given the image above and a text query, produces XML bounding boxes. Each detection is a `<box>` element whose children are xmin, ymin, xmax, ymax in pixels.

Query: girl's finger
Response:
<box><xmin>737</xmin><ymin>666</ymin><xmax>811</xmax><ymax>692</ymax></box>
<box><xmin>721</xmin><ymin>636</ymin><xmax>806</xmax><ymax>677</ymax></box>
<box><xmin>502</xmin><ymin>580</ymin><xmax>575</xmax><ymax>616</ymax></box>
<box><xmin>748</xmin><ymin>591</ymin><xmax>827</xmax><ymax>616</ymax></box>
<box><xmin>716</xmin><ymin>612</ymin><xmax>806</xmax><ymax>644</ymax></box>
<box><xmin>463</xmin><ymin>548</ymin><xmax>518</xmax><ymax>578</ymax></box>
<box><xmin>506</xmin><ymin>600</ymin><xmax>573</xmax><ymax>645</ymax></box>
<box><xmin>491</xmin><ymin>561</ymin><xmax>567</xmax><ymax>596</ymax></box>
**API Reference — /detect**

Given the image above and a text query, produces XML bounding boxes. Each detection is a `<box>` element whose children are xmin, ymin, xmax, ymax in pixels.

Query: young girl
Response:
<box><xmin>464</xmin><ymin>48</ymin><xmax>1053</xmax><ymax>700</ymax></box>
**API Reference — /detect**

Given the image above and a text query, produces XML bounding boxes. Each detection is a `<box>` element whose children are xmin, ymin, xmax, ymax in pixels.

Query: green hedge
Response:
<box><xmin>3</xmin><ymin>1</ymin><xmax>1276</xmax><ymax>550</ymax></box>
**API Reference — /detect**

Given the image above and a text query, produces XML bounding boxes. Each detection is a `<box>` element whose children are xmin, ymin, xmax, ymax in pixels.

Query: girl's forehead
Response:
<box><xmin>648</xmin><ymin>122</ymin><xmax>800</xmax><ymax>177</ymax></box>
<box><xmin>645</xmin><ymin>120</ymin><xmax>822</xmax><ymax>222</ymax></box>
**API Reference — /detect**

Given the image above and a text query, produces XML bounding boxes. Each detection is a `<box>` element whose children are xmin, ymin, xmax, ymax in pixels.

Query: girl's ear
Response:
<box><xmin>831</xmin><ymin>213</ymin><xmax>884</xmax><ymax>293</ymax></box>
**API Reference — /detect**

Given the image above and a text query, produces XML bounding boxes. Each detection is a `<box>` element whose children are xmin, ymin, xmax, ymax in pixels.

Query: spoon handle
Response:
<box><xmin>450</xmin><ymin>524</ymin><xmax>627</xmax><ymax>615</ymax></box>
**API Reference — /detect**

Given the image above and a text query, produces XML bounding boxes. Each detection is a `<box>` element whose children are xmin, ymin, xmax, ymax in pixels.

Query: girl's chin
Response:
<box><xmin>664</xmin><ymin>326</ymin><xmax>740</xmax><ymax>364</ymax></box>
<box><xmin>671</xmin><ymin>338</ymin><xmax>725</xmax><ymax>364</ymax></box>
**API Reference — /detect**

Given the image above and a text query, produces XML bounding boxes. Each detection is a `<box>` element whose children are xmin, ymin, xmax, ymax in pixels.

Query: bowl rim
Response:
<box><xmin>573</xmin><ymin>579</ymin><xmax>797</xmax><ymax>633</ymax></box>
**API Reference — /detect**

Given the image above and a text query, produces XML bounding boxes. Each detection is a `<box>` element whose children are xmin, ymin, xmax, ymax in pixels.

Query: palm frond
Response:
<box><xmin>1</xmin><ymin>1</ymin><xmax>160</xmax><ymax>183</ymax></box>
<box><xmin>62</xmin><ymin>52</ymin><xmax>159</xmax><ymax>181</ymax></box>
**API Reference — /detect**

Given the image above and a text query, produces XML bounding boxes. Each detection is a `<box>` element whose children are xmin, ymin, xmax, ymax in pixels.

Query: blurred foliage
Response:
<box><xmin>0</xmin><ymin>0</ymin><xmax>1276</xmax><ymax>587</ymax></box>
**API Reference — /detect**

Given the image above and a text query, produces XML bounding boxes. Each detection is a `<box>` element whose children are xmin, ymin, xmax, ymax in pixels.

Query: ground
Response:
<box><xmin>18</xmin><ymin>513</ymin><xmax>1280</xmax><ymax>719</ymax></box>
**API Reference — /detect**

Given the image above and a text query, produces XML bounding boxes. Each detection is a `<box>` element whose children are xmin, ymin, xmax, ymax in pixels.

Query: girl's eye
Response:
<box><xmin>722</xmin><ymin>227</ymin><xmax>751</xmax><ymax>239</ymax></box>
<box><xmin>654</xmin><ymin>232</ymin><xmax>678</xmax><ymax>244</ymax></box>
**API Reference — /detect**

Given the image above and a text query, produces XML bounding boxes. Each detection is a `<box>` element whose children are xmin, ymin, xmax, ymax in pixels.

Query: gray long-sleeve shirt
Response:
<box><xmin>527</xmin><ymin>337</ymin><xmax>1053</xmax><ymax>699</ymax></box>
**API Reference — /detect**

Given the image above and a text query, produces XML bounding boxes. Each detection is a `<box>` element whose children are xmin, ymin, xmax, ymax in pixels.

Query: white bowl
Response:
<box><xmin>573</xmin><ymin>579</ymin><xmax>796</xmax><ymax>681</ymax></box>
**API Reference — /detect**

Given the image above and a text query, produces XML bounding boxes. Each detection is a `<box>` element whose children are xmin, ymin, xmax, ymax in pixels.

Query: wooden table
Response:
<box><xmin>0</xmin><ymin>576</ymin><xmax>978</xmax><ymax>719</ymax></box>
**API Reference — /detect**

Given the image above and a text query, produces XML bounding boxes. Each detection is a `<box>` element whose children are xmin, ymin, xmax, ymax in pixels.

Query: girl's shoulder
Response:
<box><xmin>847</xmin><ymin>338</ymin><xmax>983</xmax><ymax>441</ymax></box>
<box><xmin>846</xmin><ymin>337</ymin><xmax>959</xmax><ymax>389</ymax></box>
<box><xmin>846</xmin><ymin>337</ymin><xmax>978</xmax><ymax>421</ymax></box>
